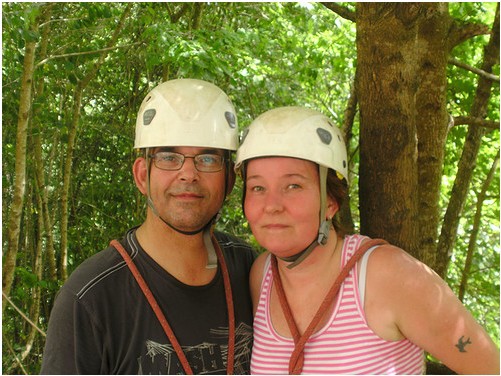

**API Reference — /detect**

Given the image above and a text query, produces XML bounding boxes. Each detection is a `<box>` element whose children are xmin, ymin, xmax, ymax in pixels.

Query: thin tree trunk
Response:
<box><xmin>59</xmin><ymin>4</ymin><xmax>132</xmax><ymax>281</ymax></box>
<box><xmin>32</xmin><ymin>4</ymin><xmax>57</xmax><ymax>282</ymax></box>
<box><xmin>437</xmin><ymin>5</ymin><xmax>499</xmax><ymax>278</ymax></box>
<box><xmin>18</xmin><ymin>188</ymin><xmax>44</xmax><ymax>364</ymax></box>
<box><xmin>3</xmin><ymin>6</ymin><xmax>41</xmax><ymax>313</ymax></box>
<box><xmin>415</xmin><ymin>3</ymin><xmax>451</xmax><ymax>268</ymax></box>
<box><xmin>458</xmin><ymin>151</ymin><xmax>499</xmax><ymax>302</ymax></box>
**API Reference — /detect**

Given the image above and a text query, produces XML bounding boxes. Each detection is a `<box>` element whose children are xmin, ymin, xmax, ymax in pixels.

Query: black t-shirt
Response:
<box><xmin>41</xmin><ymin>229</ymin><xmax>257</xmax><ymax>374</ymax></box>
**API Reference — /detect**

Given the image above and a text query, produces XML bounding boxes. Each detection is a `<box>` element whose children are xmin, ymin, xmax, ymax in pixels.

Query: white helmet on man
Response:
<box><xmin>135</xmin><ymin>79</ymin><xmax>238</xmax><ymax>269</ymax></box>
<box><xmin>135</xmin><ymin>78</ymin><xmax>238</xmax><ymax>151</ymax></box>
<box><xmin>236</xmin><ymin>106</ymin><xmax>348</xmax><ymax>269</ymax></box>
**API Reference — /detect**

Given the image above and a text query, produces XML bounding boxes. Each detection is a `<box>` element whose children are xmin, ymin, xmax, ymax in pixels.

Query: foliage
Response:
<box><xmin>2</xmin><ymin>2</ymin><xmax>499</xmax><ymax>373</ymax></box>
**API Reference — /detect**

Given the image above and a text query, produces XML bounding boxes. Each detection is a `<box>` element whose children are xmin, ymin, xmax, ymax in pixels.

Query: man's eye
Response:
<box><xmin>200</xmin><ymin>155</ymin><xmax>217</xmax><ymax>163</ymax></box>
<box><xmin>161</xmin><ymin>154</ymin><xmax>179</xmax><ymax>163</ymax></box>
<box><xmin>198</xmin><ymin>154</ymin><xmax>220</xmax><ymax>165</ymax></box>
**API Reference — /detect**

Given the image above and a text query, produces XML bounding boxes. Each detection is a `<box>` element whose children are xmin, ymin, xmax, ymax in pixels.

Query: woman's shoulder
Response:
<box><xmin>250</xmin><ymin>251</ymin><xmax>270</xmax><ymax>277</ymax></box>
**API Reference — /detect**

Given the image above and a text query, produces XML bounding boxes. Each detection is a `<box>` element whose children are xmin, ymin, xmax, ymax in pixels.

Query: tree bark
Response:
<box><xmin>415</xmin><ymin>3</ymin><xmax>451</xmax><ymax>267</ymax></box>
<box><xmin>18</xmin><ymin>190</ymin><xmax>44</xmax><ymax>364</ymax></box>
<box><xmin>339</xmin><ymin>77</ymin><xmax>357</xmax><ymax>235</ymax></box>
<box><xmin>3</xmin><ymin>6</ymin><xmax>41</xmax><ymax>313</ymax></box>
<box><xmin>356</xmin><ymin>3</ymin><xmax>420</xmax><ymax>256</ymax></box>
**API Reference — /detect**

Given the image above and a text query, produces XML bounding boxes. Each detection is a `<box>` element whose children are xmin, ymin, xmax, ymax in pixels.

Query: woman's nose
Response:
<box><xmin>263</xmin><ymin>190</ymin><xmax>284</xmax><ymax>214</ymax></box>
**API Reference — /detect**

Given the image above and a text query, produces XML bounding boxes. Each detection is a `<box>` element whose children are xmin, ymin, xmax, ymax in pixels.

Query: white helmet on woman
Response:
<box><xmin>235</xmin><ymin>106</ymin><xmax>347</xmax><ymax>178</ymax></box>
<box><xmin>236</xmin><ymin>106</ymin><xmax>348</xmax><ymax>268</ymax></box>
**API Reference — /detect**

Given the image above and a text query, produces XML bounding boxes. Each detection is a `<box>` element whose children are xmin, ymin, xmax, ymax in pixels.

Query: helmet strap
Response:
<box><xmin>280</xmin><ymin>166</ymin><xmax>330</xmax><ymax>269</ymax></box>
<box><xmin>203</xmin><ymin>226</ymin><xmax>218</xmax><ymax>269</ymax></box>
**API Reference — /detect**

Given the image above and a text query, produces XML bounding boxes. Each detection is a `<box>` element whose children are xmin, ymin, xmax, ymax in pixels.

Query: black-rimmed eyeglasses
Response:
<box><xmin>149</xmin><ymin>151</ymin><xmax>224</xmax><ymax>173</ymax></box>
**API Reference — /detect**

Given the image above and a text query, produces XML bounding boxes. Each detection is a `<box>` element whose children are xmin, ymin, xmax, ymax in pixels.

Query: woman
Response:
<box><xmin>235</xmin><ymin>106</ymin><xmax>499</xmax><ymax>374</ymax></box>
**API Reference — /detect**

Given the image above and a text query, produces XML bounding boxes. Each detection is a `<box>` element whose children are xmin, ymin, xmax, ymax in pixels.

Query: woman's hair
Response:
<box><xmin>327</xmin><ymin>169</ymin><xmax>352</xmax><ymax>237</ymax></box>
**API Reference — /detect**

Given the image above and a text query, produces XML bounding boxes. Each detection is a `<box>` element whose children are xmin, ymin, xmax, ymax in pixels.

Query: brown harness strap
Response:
<box><xmin>272</xmin><ymin>238</ymin><xmax>388</xmax><ymax>374</ymax></box>
<box><xmin>111</xmin><ymin>238</ymin><xmax>236</xmax><ymax>374</ymax></box>
<box><xmin>213</xmin><ymin>237</ymin><xmax>236</xmax><ymax>374</ymax></box>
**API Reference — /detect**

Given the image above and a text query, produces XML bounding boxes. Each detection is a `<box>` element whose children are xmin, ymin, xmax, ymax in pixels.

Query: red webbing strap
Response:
<box><xmin>272</xmin><ymin>238</ymin><xmax>388</xmax><ymax>374</ymax></box>
<box><xmin>213</xmin><ymin>238</ymin><xmax>236</xmax><ymax>374</ymax></box>
<box><xmin>110</xmin><ymin>240</ymin><xmax>193</xmax><ymax>375</ymax></box>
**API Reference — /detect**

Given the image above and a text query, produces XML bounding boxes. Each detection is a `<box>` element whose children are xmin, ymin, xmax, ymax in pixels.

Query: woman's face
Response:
<box><xmin>244</xmin><ymin>157</ymin><xmax>325</xmax><ymax>258</ymax></box>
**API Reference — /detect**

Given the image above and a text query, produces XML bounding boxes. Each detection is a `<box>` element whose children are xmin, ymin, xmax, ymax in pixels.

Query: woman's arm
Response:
<box><xmin>366</xmin><ymin>245</ymin><xmax>500</xmax><ymax>374</ymax></box>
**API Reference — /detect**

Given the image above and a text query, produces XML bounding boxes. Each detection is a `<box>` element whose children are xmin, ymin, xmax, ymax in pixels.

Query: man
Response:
<box><xmin>41</xmin><ymin>79</ymin><xmax>256</xmax><ymax>374</ymax></box>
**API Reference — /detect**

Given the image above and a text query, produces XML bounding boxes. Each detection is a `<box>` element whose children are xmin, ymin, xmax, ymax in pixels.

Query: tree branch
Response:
<box><xmin>448</xmin><ymin>20</ymin><xmax>490</xmax><ymax>49</ymax></box>
<box><xmin>452</xmin><ymin>116</ymin><xmax>499</xmax><ymax>131</ymax></box>
<box><xmin>449</xmin><ymin>57</ymin><xmax>500</xmax><ymax>82</ymax></box>
<box><xmin>2</xmin><ymin>292</ymin><xmax>46</xmax><ymax>337</ymax></box>
<box><xmin>320</xmin><ymin>2</ymin><xmax>356</xmax><ymax>22</ymax></box>
<box><xmin>35</xmin><ymin>42</ymin><xmax>141</xmax><ymax>68</ymax></box>
<box><xmin>166</xmin><ymin>3</ymin><xmax>191</xmax><ymax>24</ymax></box>
<box><xmin>3</xmin><ymin>334</ymin><xmax>28</xmax><ymax>375</ymax></box>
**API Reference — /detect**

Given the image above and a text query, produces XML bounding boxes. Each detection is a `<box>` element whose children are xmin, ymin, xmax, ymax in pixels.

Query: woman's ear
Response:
<box><xmin>133</xmin><ymin>157</ymin><xmax>148</xmax><ymax>195</ymax></box>
<box><xmin>326</xmin><ymin>196</ymin><xmax>339</xmax><ymax>220</ymax></box>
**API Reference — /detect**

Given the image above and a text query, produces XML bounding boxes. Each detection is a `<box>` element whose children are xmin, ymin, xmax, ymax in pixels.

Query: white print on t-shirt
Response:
<box><xmin>137</xmin><ymin>322</ymin><xmax>253</xmax><ymax>374</ymax></box>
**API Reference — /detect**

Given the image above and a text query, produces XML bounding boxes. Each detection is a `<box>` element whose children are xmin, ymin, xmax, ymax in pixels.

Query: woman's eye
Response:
<box><xmin>287</xmin><ymin>183</ymin><xmax>301</xmax><ymax>190</ymax></box>
<box><xmin>249</xmin><ymin>185</ymin><xmax>264</xmax><ymax>193</ymax></box>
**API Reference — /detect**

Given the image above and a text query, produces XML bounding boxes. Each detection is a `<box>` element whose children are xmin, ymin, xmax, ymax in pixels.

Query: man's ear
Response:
<box><xmin>133</xmin><ymin>157</ymin><xmax>148</xmax><ymax>195</ymax></box>
<box><xmin>226</xmin><ymin>161</ymin><xmax>236</xmax><ymax>196</ymax></box>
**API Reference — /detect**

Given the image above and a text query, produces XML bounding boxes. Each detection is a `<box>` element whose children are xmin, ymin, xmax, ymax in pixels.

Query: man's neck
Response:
<box><xmin>135</xmin><ymin>217</ymin><xmax>217</xmax><ymax>286</ymax></box>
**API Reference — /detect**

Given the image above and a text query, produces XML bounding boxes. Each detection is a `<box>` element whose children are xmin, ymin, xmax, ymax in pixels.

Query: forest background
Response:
<box><xmin>2</xmin><ymin>2</ymin><xmax>499</xmax><ymax>374</ymax></box>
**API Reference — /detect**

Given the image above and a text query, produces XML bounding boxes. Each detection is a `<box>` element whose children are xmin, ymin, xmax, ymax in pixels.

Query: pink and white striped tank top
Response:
<box><xmin>251</xmin><ymin>234</ymin><xmax>425</xmax><ymax>374</ymax></box>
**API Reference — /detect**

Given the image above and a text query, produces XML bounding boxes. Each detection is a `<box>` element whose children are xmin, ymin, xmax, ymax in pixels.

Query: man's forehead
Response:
<box><xmin>155</xmin><ymin>146</ymin><xmax>223</xmax><ymax>155</ymax></box>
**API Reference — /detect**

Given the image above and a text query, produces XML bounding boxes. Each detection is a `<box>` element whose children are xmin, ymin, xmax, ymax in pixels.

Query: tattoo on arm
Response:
<box><xmin>455</xmin><ymin>335</ymin><xmax>472</xmax><ymax>353</ymax></box>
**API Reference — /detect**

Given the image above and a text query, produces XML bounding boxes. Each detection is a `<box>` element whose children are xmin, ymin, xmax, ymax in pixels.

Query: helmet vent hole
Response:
<box><xmin>316</xmin><ymin>128</ymin><xmax>332</xmax><ymax>145</ymax></box>
<box><xmin>143</xmin><ymin>109</ymin><xmax>156</xmax><ymax>126</ymax></box>
<box><xmin>225</xmin><ymin>111</ymin><xmax>237</xmax><ymax>129</ymax></box>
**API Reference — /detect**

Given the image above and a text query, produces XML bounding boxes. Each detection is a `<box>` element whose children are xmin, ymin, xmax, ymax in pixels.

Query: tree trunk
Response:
<box><xmin>59</xmin><ymin>4</ymin><xmax>132</xmax><ymax>281</ymax></box>
<box><xmin>32</xmin><ymin>5</ymin><xmax>58</xmax><ymax>282</ymax></box>
<box><xmin>458</xmin><ymin>151</ymin><xmax>499</xmax><ymax>302</ymax></box>
<box><xmin>437</xmin><ymin>5</ymin><xmax>499</xmax><ymax>277</ymax></box>
<box><xmin>356</xmin><ymin>3</ymin><xmax>420</xmax><ymax>257</ymax></box>
<box><xmin>18</xmin><ymin>189</ymin><xmax>44</xmax><ymax>364</ymax></box>
<box><xmin>3</xmin><ymin>7</ymin><xmax>40</xmax><ymax>313</ymax></box>
<box><xmin>415</xmin><ymin>4</ymin><xmax>451</xmax><ymax>267</ymax></box>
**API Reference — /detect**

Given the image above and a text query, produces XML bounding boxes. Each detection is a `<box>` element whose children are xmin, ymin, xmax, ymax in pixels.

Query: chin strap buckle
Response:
<box><xmin>317</xmin><ymin>220</ymin><xmax>330</xmax><ymax>245</ymax></box>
